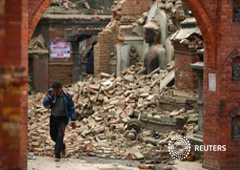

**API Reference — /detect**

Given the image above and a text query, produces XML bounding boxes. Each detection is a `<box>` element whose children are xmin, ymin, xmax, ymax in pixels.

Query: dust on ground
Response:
<box><xmin>28</xmin><ymin>156</ymin><xmax>147</xmax><ymax>170</ymax></box>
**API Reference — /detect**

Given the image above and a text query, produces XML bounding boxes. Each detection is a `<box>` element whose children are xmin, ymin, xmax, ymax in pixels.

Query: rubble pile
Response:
<box><xmin>171</xmin><ymin>17</ymin><xmax>203</xmax><ymax>50</ymax></box>
<box><xmin>133</xmin><ymin>0</ymin><xmax>186</xmax><ymax>36</ymax></box>
<box><xmin>28</xmin><ymin>63</ymin><xmax>198</xmax><ymax>164</ymax></box>
<box><xmin>51</xmin><ymin>0</ymin><xmax>79</xmax><ymax>10</ymax></box>
<box><xmin>47</xmin><ymin>0</ymin><xmax>111</xmax><ymax>14</ymax></box>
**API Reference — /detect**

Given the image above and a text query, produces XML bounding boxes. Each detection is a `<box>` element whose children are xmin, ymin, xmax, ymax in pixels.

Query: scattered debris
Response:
<box><xmin>28</xmin><ymin>62</ymin><xmax>198</xmax><ymax>164</ymax></box>
<box><xmin>27</xmin><ymin>153</ymin><xmax>36</xmax><ymax>160</ymax></box>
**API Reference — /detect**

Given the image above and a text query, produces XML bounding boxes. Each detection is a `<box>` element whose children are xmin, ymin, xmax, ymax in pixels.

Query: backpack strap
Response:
<box><xmin>62</xmin><ymin>90</ymin><xmax>70</xmax><ymax>106</ymax></box>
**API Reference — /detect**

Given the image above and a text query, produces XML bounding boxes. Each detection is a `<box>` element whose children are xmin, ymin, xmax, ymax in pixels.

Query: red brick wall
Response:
<box><xmin>0</xmin><ymin>0</ymin><xmax>233</xmax><ymax>169</ymax></box>
<box><xmin>28</xmin><ymin>0</ymin><xmax>53</xmax><ymax>40</ymax></box>
<box><xmin>184</xmin><ymin>0</ymin><xmax>240</xmax><ymax>169</ymax></box>
<box><xmin>0</xmin><ymin>0</ymin><xmax>28</xmax><ymax>169</ymax></box>
<box><xmin>207</xmin><ymin>1</ymin><xmax>240</xmax><ymax>169</ymax></box>
<box><xmin>174</xmin><ymin>43</ymin><xmax>199</xmax><ymax>90</ymax></box>
<box><xmin>120</xmin><ymin>0</ymin><xmax>152</xmax><ymax>16</ymax></box>
<box><xmin>48</xmin><ymin>25</ymin><xmax>67</xmax><ymax>43</ymax></box>
<box><xmin>48</xmin><ymin>64</ymin><xmax>73</xmax><ymax>87</ymax></box>
<box><xmin>94</xmin><ymin>25</ymin><xmax>119</xmax><ymax>75</ymax></box>
<box><xmin>21</xmin><ymin>0</ymin><xmax>29</xmax><ymax>167</ymax></box>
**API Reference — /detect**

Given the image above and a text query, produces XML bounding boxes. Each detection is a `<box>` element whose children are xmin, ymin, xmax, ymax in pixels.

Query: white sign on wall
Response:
<box><xmin>209</xmin><ymin>73</ymin><xmax>216</xmax><ymax>91</ymax></box>
<box><xmin>50</xmin><ymin>41</ymin><xmax>71</xmax><ymax>58</ymax></box>
<box><xmin>79</xmin><ymin>40</ymin><xmax>86</xmax><ymax>51</ymax></box>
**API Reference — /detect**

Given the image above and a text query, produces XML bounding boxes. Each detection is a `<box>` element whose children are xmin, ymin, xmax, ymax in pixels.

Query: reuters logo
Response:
<box><xmin>168</xmin><ymin>135</ymin><xmax>191</xmax><ymax>160</ymax></box>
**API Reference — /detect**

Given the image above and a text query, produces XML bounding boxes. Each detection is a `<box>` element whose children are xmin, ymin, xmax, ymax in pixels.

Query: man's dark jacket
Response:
<box><xmin>43</xmin><ymin>89</ymin><xmax>76</xmax><ymax>124</ymax></box>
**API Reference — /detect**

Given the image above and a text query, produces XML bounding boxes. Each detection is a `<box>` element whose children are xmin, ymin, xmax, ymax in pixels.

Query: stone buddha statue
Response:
<box><xmin>141</xmin><ymin>19</ymin><xmax>167</xmax><ymax>74</ymax></box>
<box><xmin>129</xmin><ymin>46</ymin><xmax>139</xmax><ymax>66</ymax></box>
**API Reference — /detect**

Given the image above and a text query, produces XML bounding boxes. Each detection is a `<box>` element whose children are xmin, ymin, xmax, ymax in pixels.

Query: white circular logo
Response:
<box><xmin>168</xmin><ymin>135</ymin><xmax>191</xmax><ymax>160</ymax></box>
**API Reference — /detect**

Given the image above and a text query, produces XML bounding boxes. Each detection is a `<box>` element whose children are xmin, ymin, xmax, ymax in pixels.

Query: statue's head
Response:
<box><xmin>130</xmin><ymin>46</ymin><xmax>136</xmax><ymax>53</ymax></box>
<box><xmin>143</xmin><ymin>19</ymin><xmax>161</xmax><ymax>45</ymax></box>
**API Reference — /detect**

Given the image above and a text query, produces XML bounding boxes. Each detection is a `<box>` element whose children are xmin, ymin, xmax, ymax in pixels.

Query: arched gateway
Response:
<box><xmin>0</xmin><ymin>0</ymin><xmax>239</xmax><ymax>169</ymax></box>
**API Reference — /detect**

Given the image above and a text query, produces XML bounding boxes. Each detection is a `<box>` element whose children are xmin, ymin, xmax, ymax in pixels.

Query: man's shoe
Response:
<box><xmin>61</xmin><ymin>149</ymin><xmax>66</xmax><ymax>156</ymax></box>
<box><xmin>55</xmin><ymin>154</ymin><xmax>60</xmax><ymax>162</ymax></box>
<box><xmin>62</xmin><ymin>143</ymin><xmax>66</xmax><ymax>156</ymax></box>
<box><xmin>55</xmin><ymin>157</ymin><xmax>60</xmax><ymax>162</ymax></box>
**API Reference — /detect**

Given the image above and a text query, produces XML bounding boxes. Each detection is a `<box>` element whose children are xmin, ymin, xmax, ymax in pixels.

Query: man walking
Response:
<box><xmin>43</xmin><ymin>81</ymin><xmax>76</xmax><ymax>161</ymax></box>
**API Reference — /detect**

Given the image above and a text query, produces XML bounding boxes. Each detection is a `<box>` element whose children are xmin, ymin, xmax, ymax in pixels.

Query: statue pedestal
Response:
<box><xmin>117</xmin><ymin>36</ymin><xmax>144</xmax><ymax>75</ymax></box>
<box><xmin>172</xmin><ymin>17</ymin><xmax>202</xmax><ymax>90</ymax></box>
<box><xmin>29</xmin><ymin>51</ymin><xmax>49</xmax><ymax>92</ymax></box>
<box><xmin>173</xmin><ymin>42</ymin><xmax>200</xmax><ymax>90</ymax></box>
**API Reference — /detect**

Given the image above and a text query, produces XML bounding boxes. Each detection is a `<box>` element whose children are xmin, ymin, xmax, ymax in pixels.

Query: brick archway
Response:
<box><xmin>184</xmin><ymin>1</ymin><xmax>240</xmax><ymax>169</ymax></box>
<box><xmin>183</xmin><ymin>0</ymin><xmax>217</xmax><ymax>68</ymax></box>
<box><xmin>28</xmin><ymin>0</ymin><xmax>53</xmax><ymax>40</ymax></box>
<box><xmin>182</xmin><ymin>0</ymin><xmax>220</xmax><ymax>169</ymax></box>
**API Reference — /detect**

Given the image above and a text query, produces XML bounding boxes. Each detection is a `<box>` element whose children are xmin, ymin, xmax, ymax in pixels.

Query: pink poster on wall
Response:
<box><xmin>50</xmin><ymin>41</ymin><xmax>71</xmax><ymax>58</ymax></box>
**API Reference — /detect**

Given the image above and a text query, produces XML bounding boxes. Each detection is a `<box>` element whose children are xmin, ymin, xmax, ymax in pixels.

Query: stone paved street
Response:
<box><xmin>28</xmin><ymin>156</ymin><xmax>140</xmax><ymax>170</ymax></box>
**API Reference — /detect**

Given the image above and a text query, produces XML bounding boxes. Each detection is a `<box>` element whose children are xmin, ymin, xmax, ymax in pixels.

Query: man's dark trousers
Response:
<box><xmin>50</xmin><ymin>115</ymin><xmax>68</xmax><ymax>158</ymax></box>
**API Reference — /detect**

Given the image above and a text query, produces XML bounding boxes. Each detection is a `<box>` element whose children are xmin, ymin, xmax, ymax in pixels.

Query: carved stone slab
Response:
<box><xmin>228</xmin><ymin>108</ymin><xmax>240</xmax><ymax>140</ymax></box>
<box><xmin>233</xmin><ymin>4</ymin><xmax>240</xmax><ymax>22</ymax></box>
<box><xmin>227</xmin><ymin>49</ymin><xmax>240</xmax><ymax>63</ymax></box>
<box><xmin>232</xmin><ymin>117</ymin><xmax>240</xmax><ymax>140</ymax></box>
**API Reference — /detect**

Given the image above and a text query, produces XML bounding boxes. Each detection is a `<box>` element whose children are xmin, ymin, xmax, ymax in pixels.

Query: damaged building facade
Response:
<box><xmin>29</xmin><ymin>0</ymin><xmax>113</xmax><ymax>92</ymax></box>
<box><xmin>94</xmin><ymin>0</ymin><xmax>201</xmax><ymax>90</ymax></box>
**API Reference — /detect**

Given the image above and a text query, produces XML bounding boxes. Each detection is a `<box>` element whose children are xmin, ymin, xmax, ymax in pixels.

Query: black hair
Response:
<box><xmin>52</xmin><ymin>81</ymin><xmax>62</xmax><ymax>89</ymax></box>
